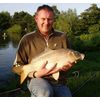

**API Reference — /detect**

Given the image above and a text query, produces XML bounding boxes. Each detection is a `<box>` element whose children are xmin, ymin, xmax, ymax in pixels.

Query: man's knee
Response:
<box><xmin>31</xmin><ymin>86</ymin><xmax>53</xmax><ymax>97</ymax></box>
<box><xmin>27</xmin><ymin>78</ymin><xmax>53</xmax><ymax>97</ymax></box>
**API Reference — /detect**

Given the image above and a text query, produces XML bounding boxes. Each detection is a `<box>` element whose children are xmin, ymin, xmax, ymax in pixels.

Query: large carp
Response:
<box><xmin>12</xmin><ymin>48</ymin><xmax>85</xmax><ymax>84</ymax></box>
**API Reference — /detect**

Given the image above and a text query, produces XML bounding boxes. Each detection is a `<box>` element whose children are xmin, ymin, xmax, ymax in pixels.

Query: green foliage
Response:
<box><xmin>12</xmin><ymin>11</ymin><xmax>36</xmax><ymax>33</ymax></box>
<box><xmin>51</xmin><ymin>5</ymin><xmax>60</xmax><ymax>16</ymax></box>
<box><xmin>67</xmin><ymin>71</ymin><xmax>100</xmax><ymax>96</ymax></box>
<box><xmin>54</xmin><ymin>12</ymin><xmax>71</xmax><ymax>33</ymax></box>
<box><xmin>88</xmin><ymin>24</ymin><xmax>100</xmax><ymax>34</ymax></box>
<box><xmin>71</xmin><ymin>33</ymin><xmax>100</xmax><ymax>51</ymax></box>
<box><xmin>70</xmin><ymin>36</ymin><xmax>84</xmax><ymax>51</ymax></box>
<box><xmin>0</xmin><ymin>11</ymin><xmax>11</xmax><ymax>32</ymax></box>
<box><xmin>54</xmin><ymin>9</ymin><xmax>78</xmax><ymax>37</ymax></box>
<box><xmin>67</xmin><ymin>50</ymin><xmax>100</xmax><ymax>96</ymax></box>
<box><xmin>6</xmin><ymin>24</ymin><xmax>22</xmax><ymax>43</ymax></box>
<box><xmin>6</xmin><ymin>24</ymin><xmax>22</xmax><ymax>34</ymax></box>
<box><xmin>80</xmin><ymin>33</ymin><xmax>100</xmax><ymax>49</ymax></box>
<box><xmin>75</xmin><ymin>4</ymin><xmax>100</xmax><ymax>35</ymax></box>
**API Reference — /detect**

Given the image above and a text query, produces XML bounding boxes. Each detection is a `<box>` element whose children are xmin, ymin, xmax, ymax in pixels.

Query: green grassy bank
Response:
<box><xmin>67</xmin><ymin>50</ymin><xmax>100</xmax><ymax>96</ymax></box>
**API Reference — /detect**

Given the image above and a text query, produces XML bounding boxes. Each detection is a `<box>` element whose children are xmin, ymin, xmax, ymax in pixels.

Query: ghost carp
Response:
<box><xmin>12</xmin><ymin>48</ymin><xmax>85</xmax><ymax>84</ymax></box>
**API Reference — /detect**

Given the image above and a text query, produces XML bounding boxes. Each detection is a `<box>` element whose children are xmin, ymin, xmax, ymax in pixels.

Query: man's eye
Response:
<box><xmin>42</xmin><ymin>18</ymin><xmax>45</xmax><ymax>20</ymax></box>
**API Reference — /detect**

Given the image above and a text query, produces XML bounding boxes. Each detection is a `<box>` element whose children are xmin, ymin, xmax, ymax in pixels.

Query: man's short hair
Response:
<box><xmin>36</xmin><ymin>5</ymin><xmax>54</xmax><ymax>15</ymax></box>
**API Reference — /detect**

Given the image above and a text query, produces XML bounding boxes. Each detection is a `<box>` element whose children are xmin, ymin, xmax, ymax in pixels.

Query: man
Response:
<box><xmin>12</xmin><ymin>5</ymin><xmax>73</xmax><ymax>97</ymax></box>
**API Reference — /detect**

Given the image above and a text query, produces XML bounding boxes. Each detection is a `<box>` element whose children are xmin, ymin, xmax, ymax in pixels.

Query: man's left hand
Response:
<box><xmin>60</xmin><ymin>62</ymin><xmax>75</xmax><ymax>71</ymax></box>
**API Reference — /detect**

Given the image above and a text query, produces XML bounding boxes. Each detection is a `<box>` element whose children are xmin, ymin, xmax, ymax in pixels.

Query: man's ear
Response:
<box><xmin>34</xmin><ymin>13</ymin><xmax>38</xmax><ymax>22</ymax></box>
<box><xmin>34</xmin><ymin>15</ymin><xmax>37</xmax><ymax>22</ymax></box>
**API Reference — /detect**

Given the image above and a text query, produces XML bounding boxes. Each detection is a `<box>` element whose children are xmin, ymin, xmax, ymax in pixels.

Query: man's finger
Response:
<box><xmin>41</xmin><ymin>61</ymin><xmax>48</xmax><ymax>69</ymax></box>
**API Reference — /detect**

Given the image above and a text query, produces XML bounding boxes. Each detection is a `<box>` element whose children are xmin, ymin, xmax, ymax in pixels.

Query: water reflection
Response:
<box><xmin>2</xmin><ymin>33</ymin><xmax>7</xmax><ymax>40</ymax></box>
<box><xmin>0</xmin><ymin>42</ymin><xmax>16</xmax><ymax>79</ymax></box>
<box><xmin>0</xmin><ymin>32</ymin><xmax>22</xmax><ymax>82</ymax></box>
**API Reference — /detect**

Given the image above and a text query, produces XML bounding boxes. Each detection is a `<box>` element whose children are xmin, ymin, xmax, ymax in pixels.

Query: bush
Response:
<box><xmin>6</xmin><ymin>24</ymin><xmax>22</xmax><ymax>43</ymax></box>
<box><xmin>88</xmin><ymin>24</ymin><xmax>100</xmax><ymax>34</ymax></box>
<box><xmin>71</xmin><ymin>33</ymin><xmax>100</xmax><ymax>51</ymax></box>
<box><xmin>70</xmin><ymin>36</ymin><xmax>84</xmax><ymax>51</ymax></box>
<box><xmin>6</xmin><ymin>24</ymin><xmax>22</xmax><ymax>34</ymax></box>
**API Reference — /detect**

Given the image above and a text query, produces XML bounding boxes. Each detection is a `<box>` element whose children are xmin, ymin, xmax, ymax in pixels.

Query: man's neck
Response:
<box><xmin>37</xmin><ymin>28</ymin><xmax>54</xmax><ymax>39</ymax></box>
<box><xmin>41</xmin><ymin>32</ymin><xmax>49</xmax><ymax>40</ymax></box>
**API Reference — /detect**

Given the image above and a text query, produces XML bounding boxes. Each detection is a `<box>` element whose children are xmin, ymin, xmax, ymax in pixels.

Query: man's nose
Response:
<box><xmin>44</xmin><ymin>19</ymin><xmax>49</xmax><ymax>24</ymax></box>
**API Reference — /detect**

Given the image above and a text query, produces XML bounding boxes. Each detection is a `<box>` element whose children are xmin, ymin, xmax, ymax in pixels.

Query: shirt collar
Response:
<box><xmin>36</xmin><ymin>28</ymin><xmax>54</xmax><ymax>38</ymax></box>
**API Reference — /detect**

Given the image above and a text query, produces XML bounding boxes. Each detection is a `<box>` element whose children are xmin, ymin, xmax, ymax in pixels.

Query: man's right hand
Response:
<box><xmin>28</xmin><ymin>61</ymin><xmax>59</xmax><ymax>78</ymax></box>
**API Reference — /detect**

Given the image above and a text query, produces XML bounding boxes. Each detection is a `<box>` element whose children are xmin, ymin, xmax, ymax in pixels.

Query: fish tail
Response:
<box><xmin>20</xmin><ymin>71</ymin><xmax>28</xmax><ymax>84</ymax></box>
<box><xmin>12</xmin><ymin>66</ymin><xmax>23</xmax><ymax>76</ymax></box>
<box><xmin>52</xmin><ymin>72</ymin><xmax>59</xmax><ymax>80</ymax></box>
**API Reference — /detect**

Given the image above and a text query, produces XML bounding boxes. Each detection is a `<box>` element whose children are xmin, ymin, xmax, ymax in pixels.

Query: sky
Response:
<box><xmin>0</xmin><ymin>2</ymin><xmax>100</xmax><ymax>16</ymax></box>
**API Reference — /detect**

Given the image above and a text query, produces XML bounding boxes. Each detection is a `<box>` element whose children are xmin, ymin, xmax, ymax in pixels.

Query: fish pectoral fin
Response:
<box><xmin>52</xmin><ymin>72</ymin><xmax>59</xmax><ymax>80</ymax></box>
<box><xmin>12</xmin><ymin>66</ymin><xmax>23</xmax><ymax>75</ymax></box>
<box><xmin>20</xmin><ymin>71</ymin><xmax>28</xmax><ymax>84</ymax></box>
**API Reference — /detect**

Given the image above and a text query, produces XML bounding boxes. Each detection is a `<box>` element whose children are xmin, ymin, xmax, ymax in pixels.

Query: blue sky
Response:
<box><xmin>0</xmin><ymin>3</ymin><xmax>100</xmax><ymax>15</ymax></box>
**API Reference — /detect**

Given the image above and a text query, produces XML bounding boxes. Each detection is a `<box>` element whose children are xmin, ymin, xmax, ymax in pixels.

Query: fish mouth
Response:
<box><xmin>74</xmin><ymin>53</ymin><xmax>85</xmax><ymax>63</ymax></box>
<box><xmin>81</xmin><ymin>54</ymin><xmax>85</xmax><ymax>60</ymax></box>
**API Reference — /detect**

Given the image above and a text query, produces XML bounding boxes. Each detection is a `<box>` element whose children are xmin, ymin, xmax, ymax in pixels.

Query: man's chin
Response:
<box><xmin>42</xmin><ymin>30</ymin><xmax>50</xmax><ymax>34</ymax></box>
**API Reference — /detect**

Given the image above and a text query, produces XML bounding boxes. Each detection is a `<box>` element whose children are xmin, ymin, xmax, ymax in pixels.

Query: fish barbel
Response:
<box><xmin>12</xmin><ymin>48</ymin><xmax>85</xmax><ymax>84</ymax></box>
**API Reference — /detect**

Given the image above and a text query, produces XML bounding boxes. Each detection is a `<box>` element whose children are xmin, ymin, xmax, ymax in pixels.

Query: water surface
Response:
<box><xmin>0</xmin><ymin>33</ymin><xmax>21</xmax><ymax>83</ymax></box>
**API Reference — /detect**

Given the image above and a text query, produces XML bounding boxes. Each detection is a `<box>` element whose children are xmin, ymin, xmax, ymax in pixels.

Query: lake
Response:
<box><xmin>0</xmin><ymin>33</ymin><xmax>21</xmax><ymax>87</ymax></box>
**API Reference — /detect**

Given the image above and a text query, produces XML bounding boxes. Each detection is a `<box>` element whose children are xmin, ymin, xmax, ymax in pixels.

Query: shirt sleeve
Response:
<box><xmin>62</xmin><ymin>33</ymin><xmax>72</xmax><ymax>49</ymax></box>
<box><xmin>12</xmin><ymin>36</ymin><xmax>29</xmax><ymax>75</ymax></box>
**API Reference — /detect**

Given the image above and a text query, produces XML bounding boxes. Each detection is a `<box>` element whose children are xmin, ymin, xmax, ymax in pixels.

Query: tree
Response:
<box><xmin>54</xmin><ymin>8</ymin><xmax>78</xmax><ymax>37</ymax></box>
<box><xmin>52</xmin><ymin>5</ymin><xmax>60</xmax><ymax>16</ymax></box>
<box><xmin>65</xmin><ymin>8</ymin><xmax>78</xmax><ymax>36</ymax></box>
<box><xmin>88</xmin><ymin>24</ymin><xmax>100</xmax><ymax>34</ymax></box>
<box><xmin>51</xmin><ymin>5</ymin><xmax>60</xmax><ymax>28</ymax></box>
<box><xmin>6</xmin><ymin>24</ymin><xmax>22</xmax><ymax>45</ymax></box>
<box><xmin>12</xmin><ymin>11</ymin><xmax>36</xmax><ymax>34</ymax></box>
<box><xmin>0</xmin><ymin>11</ymin><xmax>11</xmax><ymax>33</ymax></box>
<box><xmin>75</xmin><ymin>4</ymin><xmax>100</xmax><ymax>35</ymax></box>
<box><xmin>6</xmin><ymin>24</ymin><xmax>22</xmax><ymax>34</ymax></box>
<box><xmin>85</xmin><ymin>4</ymin><xmax>100</xmax><ymax>25</ymax></box>
<box><xmin>54</xmin><ymin>12</ymin><xmax>71</xmax><ymax>33</ymax></box>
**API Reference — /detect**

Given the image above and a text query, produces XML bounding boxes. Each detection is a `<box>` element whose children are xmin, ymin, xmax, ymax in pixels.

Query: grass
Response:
<box><xmin>0</xmin><ymin>50</ymin><xmax>100</xmax><ymax>97</ymax></box>
<box><xmin>67</xmin><ymin>71</ymin><xmax>100</xmax><ymax>96</ymax></box>
<box><xmin>66</xmin><ymin>50</ymin><xmax>100</xmax><ymax>97</ymax></box>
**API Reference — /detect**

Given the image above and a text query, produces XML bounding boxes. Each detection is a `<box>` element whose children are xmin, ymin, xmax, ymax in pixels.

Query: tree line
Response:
<box><xmin>0</xmin><ymin>4</ymin><xmax>100</xmax><ymax>51</ymax></box>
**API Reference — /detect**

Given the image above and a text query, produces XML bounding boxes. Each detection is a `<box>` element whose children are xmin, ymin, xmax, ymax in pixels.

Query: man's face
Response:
<box><xmin>35</xmin><ymin>9</ymin><xmax>54</xmax><ymax>35</ymax></box>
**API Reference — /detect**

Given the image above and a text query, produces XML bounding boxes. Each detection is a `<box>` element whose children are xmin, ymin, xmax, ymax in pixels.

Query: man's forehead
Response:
<box><xmin>37</xmin><ymin>9</ymin><xmax>54</xmax><ymax>16</ymax></box>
